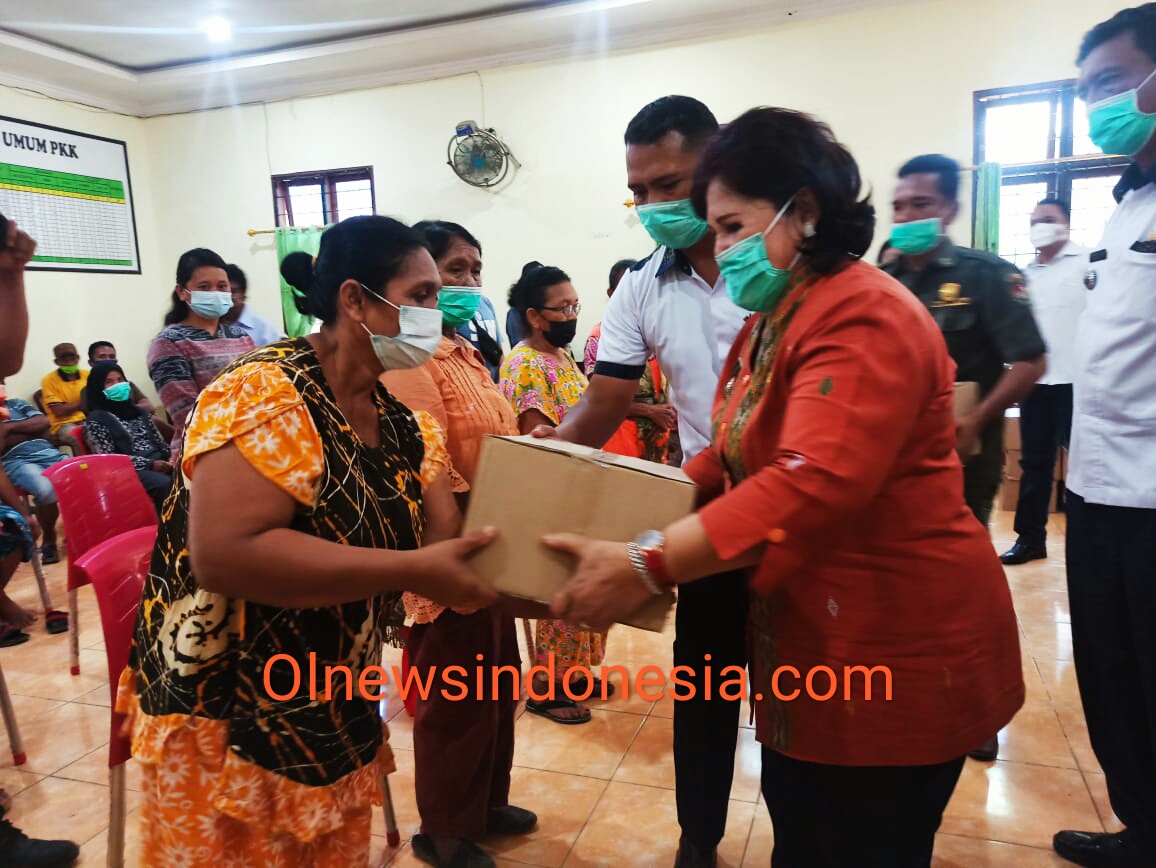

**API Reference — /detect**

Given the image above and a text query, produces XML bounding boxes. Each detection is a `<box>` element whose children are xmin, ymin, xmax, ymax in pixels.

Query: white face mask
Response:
<box><xmin>1029</xmin><ymin>223</ymin><xmax>1070</xmax><ymax>250</ymax></box>
<box><xmin>360</xmin><ymin>284</ymin><xmax>442</xmax><ymax>370</ymax></box>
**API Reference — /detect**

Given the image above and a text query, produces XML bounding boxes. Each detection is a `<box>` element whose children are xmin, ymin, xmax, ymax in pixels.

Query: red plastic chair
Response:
<box><xmin>67</xmin><ymin>426</ymin><xmax>89</xmax><ymax>455</ymax></box>
<box><xmin>42</xmin><ymin>456</ymin><xmax>157</xmax><ymax>676</ymax></box>
<box><xmin>79</xmin><ymin>525</ymin><xmax>153</xmax><ymax>868</ymax></box>
<box><xmin>401</xmin><ymin>626</ymin><xmax>416</xmax><ymax>718</ymax></box>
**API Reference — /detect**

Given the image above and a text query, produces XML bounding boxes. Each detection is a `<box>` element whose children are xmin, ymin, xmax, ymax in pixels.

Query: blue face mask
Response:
<box><xmin>715</xmin><ymin>194</ymin><xmax>799</xmax><ymax>313</ymax></box>
<box><xmin>1087</xmin><ymin>69</ymin><xmax>1156</xmax><ymax>156</ymax></box>
<box><xmin>636</xmin><ymin>199</ymin><xmax>710</xmax><ymax>250</ymax></box>
<box><xmin>188</xmin><ymin>290</ymin><xmax>234</xmax><ymax>319</ymax></box>
<box><xmin>103</xmin><ymin>382</ymin><xmax>132</xmax><ymax>402</ymax></box>
<box><xmin>360</xmin><ymin>285</ymin><xmax>443</xmax><ymax>371</ymax></box>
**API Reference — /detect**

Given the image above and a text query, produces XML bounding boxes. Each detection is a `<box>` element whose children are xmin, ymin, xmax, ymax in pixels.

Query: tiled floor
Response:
<box><xmin>0</xmin><ymin>510</ymin><xmax>1114</xmax><ymax>866</ymax></box>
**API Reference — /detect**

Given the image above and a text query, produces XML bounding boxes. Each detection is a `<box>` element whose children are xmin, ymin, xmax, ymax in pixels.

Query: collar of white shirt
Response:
<box><xmin>1029</xmin><ymin>241</ymin><xmax>1086</xmax><ymax>269</ymax></box>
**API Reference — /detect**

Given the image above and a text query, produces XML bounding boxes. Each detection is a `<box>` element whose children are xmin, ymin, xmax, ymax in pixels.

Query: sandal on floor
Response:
<box><xmin>411</xmin><ymin>834</ymin><xmax>495</xmax><ymax>868</ymax></box>
<box><xmin>44</xmin><ymin>610</ymin><xmax>69</xmax><ymax>635</ymax></box>
<box><xmin>570</xmin><ymin>676</ymin><xmax>616</xmax><ymax>698</ymax></box>
<box><xmin>0</xmin><ymin>626</ymin><xmax>30</xmax><ymax>647</ymax></box>
<box><xmin>487</xmin><ymin>804</ymin><xmax>538</xmax><ymax>836</ymax></box>
<box><xmin>525</xmin><ymin>697</ymin><xmax>592</xmax><ymax>725</ymax></box>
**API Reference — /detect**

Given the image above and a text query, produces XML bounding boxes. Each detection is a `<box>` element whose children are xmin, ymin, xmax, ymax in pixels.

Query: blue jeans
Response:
<box><xmin>1</xmin><ymin>440</ymin><xmax>66</xmax><ymax>505</ymax></box>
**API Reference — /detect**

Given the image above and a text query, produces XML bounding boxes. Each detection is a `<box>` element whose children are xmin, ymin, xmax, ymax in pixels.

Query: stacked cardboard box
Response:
<box><xmin>998</xmin><ymin>410</ymin><xmax>1067</xmax><ymax>512</ymax></box>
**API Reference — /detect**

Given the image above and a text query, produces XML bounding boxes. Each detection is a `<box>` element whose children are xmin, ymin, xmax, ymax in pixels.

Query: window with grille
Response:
<box><xmin>974</xmin><ymin>81</ymin><xmax>1128</xmax><ymax>266</ymax></box>
<box><xmin>271</xmin><ymin>167</ymin><xmax>375</xmax><ymax>228</ymax></box>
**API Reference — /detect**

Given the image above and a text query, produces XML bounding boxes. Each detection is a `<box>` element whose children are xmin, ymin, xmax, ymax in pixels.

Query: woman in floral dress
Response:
<box><xmin>117</xmin><ymin>216</ymin><xmax>497</xmax><ymax>867</ymax></box>
<box><xmin>500</xmin><ymin>262</ymin><xmax>604</xmax><ymax>725</ymax></box>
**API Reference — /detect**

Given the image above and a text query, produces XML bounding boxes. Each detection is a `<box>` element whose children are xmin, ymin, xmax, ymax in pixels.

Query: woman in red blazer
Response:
<box><xmin>546</xmin><ymin>108</ymin><xmax>1024</xmax><ymax>867</ymax></box>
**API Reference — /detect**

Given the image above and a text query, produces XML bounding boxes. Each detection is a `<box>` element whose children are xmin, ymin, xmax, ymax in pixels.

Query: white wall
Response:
<box><xmin>1</xmin><ymin>0</ymin><xmax>1122</xmax><ymax>400</ymax></box>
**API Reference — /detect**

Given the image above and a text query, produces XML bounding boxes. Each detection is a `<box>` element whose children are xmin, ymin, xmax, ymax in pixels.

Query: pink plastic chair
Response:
<box><xmin>42</xmin><ymin>456</ymin><xmax>157</xmax><ymax>675</ymax></box>
<box><xmin>79</xmin><ymin>526</ymin><xmax>152</xmax><ymax>868</ymax></box>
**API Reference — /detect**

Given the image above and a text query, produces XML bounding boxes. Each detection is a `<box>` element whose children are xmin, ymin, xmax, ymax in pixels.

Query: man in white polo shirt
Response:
<box><xmin>547</xmin><ymin>96</ymin><xmax>746</xmax><ymax>868</ymax></box>
<box><xmin>1000</xmin><ymin>198</ymin><xmax>1088</xmax><ymax>566</ymax></box>
<box><xmin>1053</xmin><ymin>6</ymin><xmax>1156</xmax><ymax>866</ymax></box>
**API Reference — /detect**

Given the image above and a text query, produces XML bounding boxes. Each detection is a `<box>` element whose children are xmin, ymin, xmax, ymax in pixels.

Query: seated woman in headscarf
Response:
<box><xmin>83</xmin><ymin>361</ymin><xmax>173</xmax><ymax>509</ymax></box>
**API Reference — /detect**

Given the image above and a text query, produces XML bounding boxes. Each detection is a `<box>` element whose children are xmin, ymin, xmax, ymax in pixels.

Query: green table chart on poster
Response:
<box><xmin>0</xmin><ymin>116</ymin><xmax>140</xmax><ymax>274</ymax></box>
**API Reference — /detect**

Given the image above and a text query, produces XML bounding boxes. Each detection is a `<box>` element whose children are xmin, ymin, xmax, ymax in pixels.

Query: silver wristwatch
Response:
<box><xmin>628</xmin><ymin>529</ymin><xmax>667</xmax><ymax>596</ymax></box>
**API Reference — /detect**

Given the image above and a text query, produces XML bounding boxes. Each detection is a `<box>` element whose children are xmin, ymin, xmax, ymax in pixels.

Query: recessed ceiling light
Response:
<box><xmin>201</xmin><ymin>16</ymin><xmax>233</xmax><ymax>43</ymax></box>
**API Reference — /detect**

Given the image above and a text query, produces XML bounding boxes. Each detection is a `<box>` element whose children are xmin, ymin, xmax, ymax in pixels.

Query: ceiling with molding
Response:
<box><xmin>0</xmin><ymin>0</ymin><xmax>902</xmax><ymax>116</ymax></box>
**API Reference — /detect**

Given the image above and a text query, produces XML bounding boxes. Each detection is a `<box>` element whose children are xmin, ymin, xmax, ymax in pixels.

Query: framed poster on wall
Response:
<box><xmin>0</xmin><ymin>115</ymin><xmax>141</xmax><ymax>274</ymax></box>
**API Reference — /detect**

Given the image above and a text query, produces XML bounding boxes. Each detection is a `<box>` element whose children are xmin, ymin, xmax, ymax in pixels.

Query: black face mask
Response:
<box><xmin>542</xmin><ymin>318</ymin><xmax>577</xmax><ymax>348</ymax></box>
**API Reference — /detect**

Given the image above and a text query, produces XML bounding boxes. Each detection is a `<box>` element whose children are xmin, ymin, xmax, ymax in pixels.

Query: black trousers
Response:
<box><xmin>761</xmin><ymin>748</ymin><xmax>966</xmax><ymax>867</ymax></box>
<box><xmin>962</xmin><ymin>420</ymin><xmax>1004</xmax><ymax>528</ymax></box>
<box><xmin>673</xmin><ymin>570</ymin><xmax>749</xmax><ymax>850</ymax></box>
<box><xmin>1013</xmin><ymin>384</ymin><xmax>1072</xmax><ymax>547</ymax></box>
<box><xmin>1066</xmin><ymin>493</ymin><xmax>1156</xmax><ymax>853</ymax></box>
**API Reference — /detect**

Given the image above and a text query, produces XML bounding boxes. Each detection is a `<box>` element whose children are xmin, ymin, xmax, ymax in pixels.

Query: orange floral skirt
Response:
<box><xmin>117</xmin><ymin>669</ymin><xmax>394</xmax><ymax>867</ymax></box>
<box><xmin>534</xmin><ymin>620</ymin><xmax>607</xmax><ymax>674</ymax></box>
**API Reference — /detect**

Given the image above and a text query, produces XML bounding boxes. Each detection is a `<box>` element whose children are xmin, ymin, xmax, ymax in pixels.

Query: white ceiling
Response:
<box><xmin>0</xmin><ymin>1</ymin><xmax>573</xmax><ymax>70</ymax></box>
<box><xmin>0</xmin><ymin>0</ymin><xmax>901</xmax><ymax>116</ymax></box>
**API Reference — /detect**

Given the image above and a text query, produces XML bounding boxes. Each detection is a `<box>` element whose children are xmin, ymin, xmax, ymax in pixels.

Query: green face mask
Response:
<box><xmin>716</xmin><ymin>194</ymin><xmax>799</xmax><ymax>313</ymax></box>
<box><xmin>58</xmin><ymin>364</ymin><xmax>79</xmax><ymax>375</ymax></box>
<box><xmin>1087</xmin><ymin>69</ymin><xmax>1156</xmax><ymax>156</ymax></box>
<box><xmin>636</xmin><ymin>199</ymin><xmax>710</xmax><ymax>250</ymax></box>
<box><xmin>438</xmin><ymin>287</ymin><xmax>483</xmax><ymax>328</ymax></box>
<box><xmin>103</xmin><ymin>382</ymin><xmax>132</xmax><ymax>402</ymax></box>
<box><xmin>888</xmin><ymin>217</ymin><xmax>942</xmax><ymax>255</ymax></box>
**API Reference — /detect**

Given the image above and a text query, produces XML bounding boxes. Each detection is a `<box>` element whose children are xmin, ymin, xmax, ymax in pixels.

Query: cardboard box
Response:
<box><xmin>953</xmin><ymin>382</ymin><xmax>979</xmax><ymax>419</ymax></box>
<box><xmin>1000</xmin><ymin>478</ymin><xmax>1021</xmax><ymax>512</ymax></box>
<box><xmin>463</xmin><ymin>436</ymin><xmax>692</xmax><ymax>632</ymax></box>
<box><xmin>1005</xmin><ymin>449</ymin><xmax>1023</xmax><ymax>481</ymax></box>
<box><xmin>954</xmin><ymin>382</ymin><xmax>982</xmax><ymax>457</ymax></box>
<box><xmin>1004</xmin><ymin>408</ymin><xmax>1022</xmax><ymax>451</ymax></box>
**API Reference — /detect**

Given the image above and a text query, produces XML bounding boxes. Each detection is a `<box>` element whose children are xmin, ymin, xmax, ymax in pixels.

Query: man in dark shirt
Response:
<box><xmin>884</xmin><ymin>154</ymin><xmax>1046</xmax><ymax>762</ymax></box>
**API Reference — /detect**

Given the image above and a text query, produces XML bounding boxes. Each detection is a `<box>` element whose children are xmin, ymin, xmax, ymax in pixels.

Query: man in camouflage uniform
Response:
<box><xmin>885</xmin><ymin>154</ymin><xmax>1047</xmax><ymax>763</ymax></box>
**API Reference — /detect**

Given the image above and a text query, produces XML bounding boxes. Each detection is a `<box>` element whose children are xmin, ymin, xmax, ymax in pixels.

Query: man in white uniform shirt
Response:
<box><xmin>224</xmin><ymin>264</ymin><xmax>284</xmax><ymax>347</ymax></box>
<box><xmin>1054</xmin><ymin>7</ymin><xmax>1156</xmax><ymax>867</ymax></box>
<box><xmin>1000</xmin><ymin>199</ymin><xmax>1088</xmax><ymax>566</ymax></box>
<box><xmin>545</xmin><ymin>96</ymin><xmax>747</xmax><ymax>868</ymax></box>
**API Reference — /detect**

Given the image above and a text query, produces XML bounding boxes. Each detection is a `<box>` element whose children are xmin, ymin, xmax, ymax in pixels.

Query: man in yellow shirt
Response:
<box><xmin>40</xmin><ymin>343</ymin><xmax>87</xmax><ymax>439</ymax></box>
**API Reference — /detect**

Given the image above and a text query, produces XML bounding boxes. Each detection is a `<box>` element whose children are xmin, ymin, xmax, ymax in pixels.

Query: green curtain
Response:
<box><xmin>973</xmin><ymin>162</ymin><xmax>1001</xmax><ymax>255</ymax></box>
<box><xmin>275</xmin><ymin>226</ymin><xmax>326</xmax><ymax>338</ymax></box>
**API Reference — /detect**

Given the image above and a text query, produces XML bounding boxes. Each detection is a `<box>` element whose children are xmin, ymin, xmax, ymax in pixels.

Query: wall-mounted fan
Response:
<box><xmin>447</xmin><ymin>121</ymin><xmax>519</xmax><ymax>188</ymax></box>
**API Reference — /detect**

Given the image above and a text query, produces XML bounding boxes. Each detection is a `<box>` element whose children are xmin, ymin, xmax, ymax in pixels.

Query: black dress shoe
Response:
<box><xmin>487</xmin><ymin>804</ymin><xmax>537</xmax><ymax>836</ymax></box>
<box><xmin>1054</xmin><ymin>830</ymin><xmax>1156</xmax><ymax>867</ymax></box>
<box><xmin>674</xmin><ymin>837</ymin><xmax>717</xmax><ymax>868</ymax></box>
<box><xmin>968</xmin><ymin>736</ymin><xmax>999</xmax><ymax>761</ymax></box>
<box><xmin>0</xmin><ymin>818</ymin><xmax>79</xmax><ymax>867</ymax></box>
<box><xmin>1000</xmin><ymin>542</ymin><xmax>1047</xmax><ymax>565</ymax></box>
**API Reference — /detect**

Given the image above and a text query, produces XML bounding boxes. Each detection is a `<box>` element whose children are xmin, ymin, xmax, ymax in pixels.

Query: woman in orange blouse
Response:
<box><xmin>544</xmin><ymin>108</ymin><xmax>1024</xmax><ymax>867</ymax></box>
<box><xmin>382</xmin><ymin>221</ymin><xmax>536</xmax><ymax>868</ymax></box>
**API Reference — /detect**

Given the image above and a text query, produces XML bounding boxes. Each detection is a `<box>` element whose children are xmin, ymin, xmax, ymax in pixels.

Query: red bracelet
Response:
<box><xmin>643</xmin><ymin>545</ymin><xmax>675</xmax><ymax>589</ymax></box>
